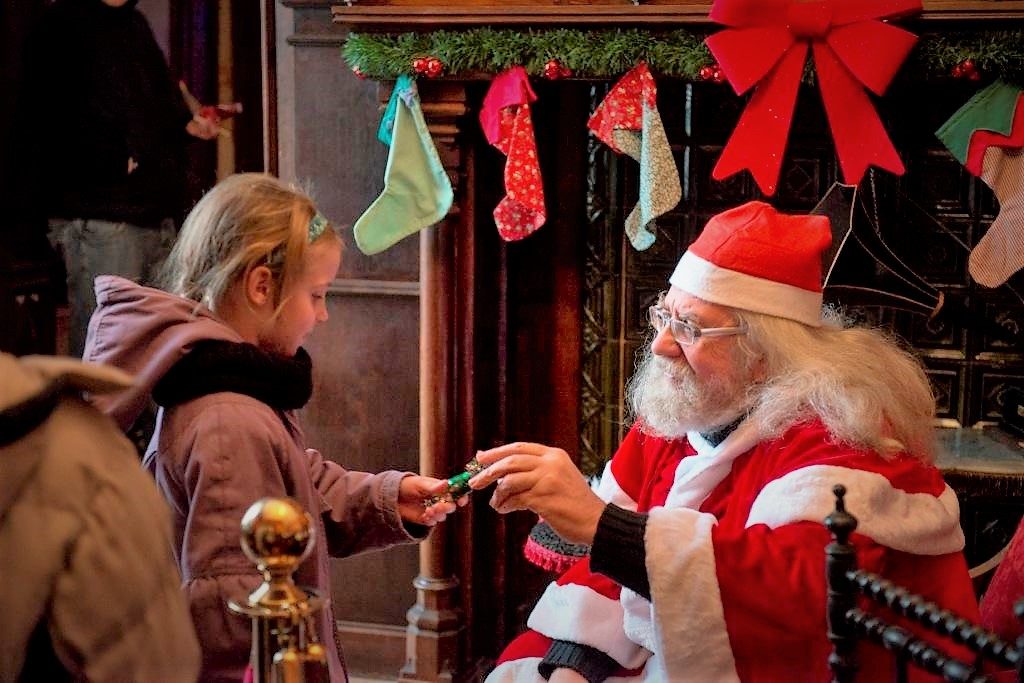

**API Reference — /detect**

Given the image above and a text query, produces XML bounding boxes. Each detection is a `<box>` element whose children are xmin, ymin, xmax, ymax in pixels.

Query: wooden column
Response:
<box><xmin>401</xmin><ymin>81</ymin><xmax>470</xmax><ymax>683</ymax></box>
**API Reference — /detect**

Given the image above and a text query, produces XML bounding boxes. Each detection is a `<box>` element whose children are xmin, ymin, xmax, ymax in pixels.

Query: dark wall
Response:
<box><xmin>274</xmin><ymin>4</ymin><xmax>420</xmax><ymax>632</ymax></box>
<box><xmin>1</xmin><ymin>0</ymin><xmax>61</xmax><ymax>354</ymax></box>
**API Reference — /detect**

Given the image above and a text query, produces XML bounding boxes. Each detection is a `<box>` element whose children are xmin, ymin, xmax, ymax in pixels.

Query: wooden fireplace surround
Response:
<box><xmin>320</xmin><ymin>3</ymin><xmax>1024</xmax><ymax>681</ymax></box>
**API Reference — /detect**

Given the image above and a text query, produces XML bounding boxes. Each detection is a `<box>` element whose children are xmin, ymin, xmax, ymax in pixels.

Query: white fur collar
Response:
<box><xmin>747</xmin><ymin>464</ymin><xmax>965</xmax><ymax>555</ymax></box>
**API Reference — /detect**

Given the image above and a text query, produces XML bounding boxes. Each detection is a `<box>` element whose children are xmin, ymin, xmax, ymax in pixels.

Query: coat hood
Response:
<box><xmin>0</xmin><ymin>353</ymin><xmax>133</xmax><ymax>516</ymax></box>
<box><xmin>83</xmin><ymin>275</ymin><xmax>242</xmax><ymax>431</ymax></box>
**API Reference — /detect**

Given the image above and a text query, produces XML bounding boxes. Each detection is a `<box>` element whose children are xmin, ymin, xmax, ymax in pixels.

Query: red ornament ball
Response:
<box><xmin>413</xmin><ymin>57</ymin><xmax>429</xmax><ymax>74</ymax></box>
<box><xmin>425</xmin><ymin>57</ymin><xmax>444</xmax><ymax>78</ymax></box>
<box><xmin>543</xmin><ymin>59</ymin><xmax>566</xmax><ymax>80</ymax></box>
<box><xmin>711</xmin><ymin>67</ymin><xmax>726</xmax><ymax>84</ymax></box>
<box><xmin>352</xmin><ymin>66</ymin><xmax>367</xmax><ymax>80</ymax></box>
<box><xmin>952</xmin><ymin>59</ymin><xmax>980</xmax><ymax>80</ymax></box>
<box><xmin>698</xmin><ymin>65</ymin><xmax>716</xmax><ymax>81</ymax></box>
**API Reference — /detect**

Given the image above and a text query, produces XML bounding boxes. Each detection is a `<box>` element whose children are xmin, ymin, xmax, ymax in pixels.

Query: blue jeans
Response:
<box><xmin>48</xmin><ymin>218</ymin><xmax>176</xmax><ymax>358</ymax></box>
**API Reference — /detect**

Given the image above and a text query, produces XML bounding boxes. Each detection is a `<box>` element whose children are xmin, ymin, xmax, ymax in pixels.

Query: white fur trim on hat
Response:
<box><xmin>746</xmin><ymin>464</ymin><xmax>965</xmax><ymax>555</ymax></box>
<box><xmin>527</xmin><ymin>583</ymin><xmax>650</xmax><ymax>668</ymax></box>
<box><xmin>670</xmin><ymin>251</ymin><xmax>823</xmax><ymax>327</ymax></box>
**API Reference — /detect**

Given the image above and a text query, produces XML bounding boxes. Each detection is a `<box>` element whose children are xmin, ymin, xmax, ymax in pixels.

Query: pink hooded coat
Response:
<box><xmin>84</xmin><ymin>275</ymin><xmax>424</xmax><ymax>683</ymax></box>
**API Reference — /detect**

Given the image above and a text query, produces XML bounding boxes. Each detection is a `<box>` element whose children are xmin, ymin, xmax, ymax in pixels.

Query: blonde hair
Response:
<box><xmin>161</xmin><ymin>173</ymin><xmax>339</xmax><ymax>311</ymax></box>
<box><xmin>735</xmin><ymin>307</ymin><xmax>937</xmax><ymax>461</ymax></box>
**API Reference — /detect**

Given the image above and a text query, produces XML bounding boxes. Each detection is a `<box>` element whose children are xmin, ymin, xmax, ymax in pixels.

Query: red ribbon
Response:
<box><xmin>706</xmin><ymin>0</ymin><xmax>921</xmax><ymax>195</ymax></box>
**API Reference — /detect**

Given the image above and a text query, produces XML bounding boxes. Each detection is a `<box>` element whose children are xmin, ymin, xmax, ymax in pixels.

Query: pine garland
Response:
<box><xmin>344</xmin><ymin>28</ymin><xmax>710</xmax><ymax>79</ymax></box>
<box><xmin>915</xmin><ymin>31</ymin><xmax>1024</xmax><ymax>83</ymax></box>
<box><xmin>343</xmin><ymin>27</ymin><xmax>1024</xmax><ymax>83</ymax></box>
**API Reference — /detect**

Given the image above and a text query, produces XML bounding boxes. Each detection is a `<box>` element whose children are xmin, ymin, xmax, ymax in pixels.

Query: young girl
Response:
<box><xmin>83</xmin><ymin>173</ymin><xmax>455</xmax><ymax>683</ymax></box>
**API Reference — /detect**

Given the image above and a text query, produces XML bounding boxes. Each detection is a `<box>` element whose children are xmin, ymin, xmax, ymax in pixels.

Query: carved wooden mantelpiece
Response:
<box><xmin>290</xmin><ymin>1</ymin><xmax>1024</xmax><ymax>680</ymax></box>
<box><xmin>404</xmin><ymin>80</ymin><xmax>468</xmax><ymax>683</ymax></box>
<box><xmin>330</xmin><ymin>0</ymin><xmax>1024</xmax><ymax>30</ymax></box>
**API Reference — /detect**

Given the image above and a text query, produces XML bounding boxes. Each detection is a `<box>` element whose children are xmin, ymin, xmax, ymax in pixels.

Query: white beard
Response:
<box><xmin>628</xmin><ymin>349</ymin><xmax>753</xmax><ymax>439</ymax></box>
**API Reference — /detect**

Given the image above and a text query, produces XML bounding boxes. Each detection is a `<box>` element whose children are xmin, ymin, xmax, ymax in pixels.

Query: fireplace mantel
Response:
<box><xmin>329</xmin><ymin>0</ymin><xmax>1024</xmax><ymax>30</ymax></box>
<box><xmin>273</xmin><ymin>1</ymin><xmax>1024</xmax><ymax>680</ymax></box>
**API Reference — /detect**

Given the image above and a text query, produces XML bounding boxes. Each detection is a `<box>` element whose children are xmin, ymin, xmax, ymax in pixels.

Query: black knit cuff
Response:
<box><xmin>538</xmin><ymin>640</ymin><xmax>620</xmax><ymax>683</ymax></box>
<box><xmin>590</xmin><ymin>503</ymin><xmax>650</xmax><ymax>600</ymax></box>
<box><xmin>401</xmin><ymin>519</ymin><xmax>431</xmax><ymax>539</ymax></box>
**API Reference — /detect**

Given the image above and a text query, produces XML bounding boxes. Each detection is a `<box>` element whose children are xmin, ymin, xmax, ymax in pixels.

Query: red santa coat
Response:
<box><xmin>489</xmin><ymin>420</ymin><xmax>979</xmax><ymax>682</ymax></box>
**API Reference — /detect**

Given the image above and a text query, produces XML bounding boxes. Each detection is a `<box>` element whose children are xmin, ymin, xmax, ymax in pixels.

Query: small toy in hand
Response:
<box><xmin>178</xmin><ymin>80</ymin><xmax>243</xmax><ymax>123</ymax></box>
<box><xmin>199</xmin><ymin>102</ymin><xmax>244</xmax><ymax>123</ymax></box>
<box><xmin>424</xmin><ymin>457</ymin><xmax>488</xmax><ymax>507</ymax></box>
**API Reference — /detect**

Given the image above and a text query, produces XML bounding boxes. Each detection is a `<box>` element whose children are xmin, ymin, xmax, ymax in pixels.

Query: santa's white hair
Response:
<box><xmin>628</xmin><ymin>305</ymin><xmax>936</xmax><ymax>461</ymax></box>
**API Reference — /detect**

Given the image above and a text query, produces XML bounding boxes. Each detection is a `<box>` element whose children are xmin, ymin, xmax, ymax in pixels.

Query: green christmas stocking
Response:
<box><xmin>354</xmin><ymin>75</ymin><xmax>453</xmax><ymax>255</ymax></box>
<box><xmin>936</xmin><ymin>80</ymin><xmax>1024</xmax><ymax>287</ymax></box>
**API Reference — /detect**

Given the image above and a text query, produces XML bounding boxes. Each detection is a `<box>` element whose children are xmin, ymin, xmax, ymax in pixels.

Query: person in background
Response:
<box><xmin>471</xmin><ymin>201</ymin><xmax>980</xmax><ymax>683</ymax></box>
<box><xmin>83</xmin><ymin>173</ymin><xmax>457</xmax><ymax>683</ymax></box>
<box><xmin>0</xmin><ymin>352</ymin><xmax>199</xmax><ymax>683</ymax></box>
<box><xmin>18</xmin><ymin>0</ymin><xmax>219</xmax><ymax>359</ymax></box>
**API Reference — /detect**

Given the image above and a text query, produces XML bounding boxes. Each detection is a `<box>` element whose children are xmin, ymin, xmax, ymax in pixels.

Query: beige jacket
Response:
<box><xmin>0</xmin><ymin>353</ymin><xmax>199</xmax><ymax>682</ymax></box>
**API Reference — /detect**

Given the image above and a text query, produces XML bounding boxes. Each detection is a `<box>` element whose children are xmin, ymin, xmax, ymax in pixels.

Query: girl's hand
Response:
<box><xmin>468</xmin><ymin>442</ymin><xmax>605</xmax><ymax>545</ymax></box>
<box><xmin>398</xmin><ymin>475</ymin><xmax>461</xmax><ymax>526</ymax></box>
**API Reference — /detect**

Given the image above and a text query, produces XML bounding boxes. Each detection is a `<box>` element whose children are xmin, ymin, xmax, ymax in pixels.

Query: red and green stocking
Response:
<box><xmin>937</xmin><ymin>81</ymin><xmax>1024</xmax><ymax>287</ymax></box>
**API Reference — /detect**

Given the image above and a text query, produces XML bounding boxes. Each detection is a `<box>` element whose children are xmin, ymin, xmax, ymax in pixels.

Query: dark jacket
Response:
<box><xmin>19</xmin><ymin>0</ymin><xmax>193</xmax><ymax>226</ymax></box>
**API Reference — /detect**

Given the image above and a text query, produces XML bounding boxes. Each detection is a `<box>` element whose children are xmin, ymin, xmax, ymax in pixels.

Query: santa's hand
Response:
<box><xmin>399</xmin><ymin>475</ymin><xmax>460</xmax><ymax>526</ymax></box>
<box><xmin>468</xmin><ymin>442</ymin><xmax>604</xmax><ymax>545</ymax></box>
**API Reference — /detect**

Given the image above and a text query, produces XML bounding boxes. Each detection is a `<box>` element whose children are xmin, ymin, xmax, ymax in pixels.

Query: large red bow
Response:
<box><xmin>706</xmin><ymin>0</ymin><xmax>921</xmax><ymax>195</ymax></box>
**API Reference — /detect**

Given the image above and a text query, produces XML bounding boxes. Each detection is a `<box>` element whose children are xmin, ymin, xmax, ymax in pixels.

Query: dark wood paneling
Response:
<box><xmin>278</xmin><ymin>6</ymin><xmax>423</xmax><ymax>658</ymax></box>
<box><xmin>170</xmin><ymin>0</ymin><xmax>218</xmax><ymax>210</ymax></box>
<box><xmin>286</xmin><ymin>26</ymin><xmax>419</xmax><ymax>280</ymax></box>
<box><xmin>2</xmin><ymin>0</ymin><xmax>60</xmax><ymax>355</ymax></box>
<box><xmin>584</xmin><ymin>76</ymin><xmax>1024</xmax><ymax>456</ymax></box>
<box><xmin>463</xmin><ymin>81</ymin><xmax>592</xmax><ymax>665</ymax></box>
<box><xmin>335</xmin><ymin>620</ymin><xmax>407</xmax><ymax>677</ymax></box>
<box><xmin>302</xmin><ymin>293</ymin><xmax>421</xmax><ymax>625</ymax></box>
<box><xmin>230</xmin><ymin>0</ymin><xmax>267</xmax><ymax>174</ymax></box>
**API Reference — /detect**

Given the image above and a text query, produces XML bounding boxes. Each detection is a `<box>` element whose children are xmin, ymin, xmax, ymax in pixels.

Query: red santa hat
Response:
<box><xmin>669</xmin><ymin>201</ymin><xmax>832</xmax><ymax>327</ymax></box>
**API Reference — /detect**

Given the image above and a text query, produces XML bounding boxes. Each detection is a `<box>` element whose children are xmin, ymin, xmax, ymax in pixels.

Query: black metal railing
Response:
<box><xmin>825</xmin><ymin>484</ymin><xmax>1024</xmax><ymax>683</ymax></box>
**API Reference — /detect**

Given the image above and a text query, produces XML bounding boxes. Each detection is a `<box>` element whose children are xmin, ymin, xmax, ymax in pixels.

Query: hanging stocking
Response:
<box><xmin>353</xmin><ymin>75</ymin><xmax>454</xmax><ymax>255</ymax></box>
<box><xmin>479</xmin><ymin>67</ymin><xmax>546</xmax><ymax>241</ymax></box>
<box><xmin>937</xmin><ymin>81</ymin><xmax>1024</xmax><ymax>287</ymax></box>
<box><xmin>968</xmin><ymin>138</ymin><xmax>1024</xmax><ymax>288</ymax></box>
<box><xmin>588</xmin><ymin>63</ymin><xmax>681</xmax><ymax>251</ymax></box>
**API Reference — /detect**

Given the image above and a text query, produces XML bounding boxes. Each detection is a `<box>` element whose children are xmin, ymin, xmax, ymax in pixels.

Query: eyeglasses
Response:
<box><xmin>647</xmin><ymin>301</ymin><xmax>747</xmax><ymax>347</ymax></box>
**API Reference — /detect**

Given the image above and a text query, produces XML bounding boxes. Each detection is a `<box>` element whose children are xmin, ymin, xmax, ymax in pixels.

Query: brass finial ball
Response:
<box><xmin>239</xmin><ymin>497</ymin><xmax>316</xmax><ymax>571</ymax></box>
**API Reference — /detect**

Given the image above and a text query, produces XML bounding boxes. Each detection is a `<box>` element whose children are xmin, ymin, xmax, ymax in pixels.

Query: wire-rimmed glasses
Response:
<box><xmin>647</xmin><ymin>297</ymin><xmax>747</xmax><ymax>346</ymax></box>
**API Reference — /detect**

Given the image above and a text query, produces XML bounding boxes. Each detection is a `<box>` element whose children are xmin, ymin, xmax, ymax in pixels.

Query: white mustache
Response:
<box><xmin>649</xmin><ymin>355</ymin><xmax>692</xmax><ymax>382</ymax></box>
<box><xmin>629</xmin><ymin>348</ymin><xmax>750</xmax><ymax>438</ymax></box>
